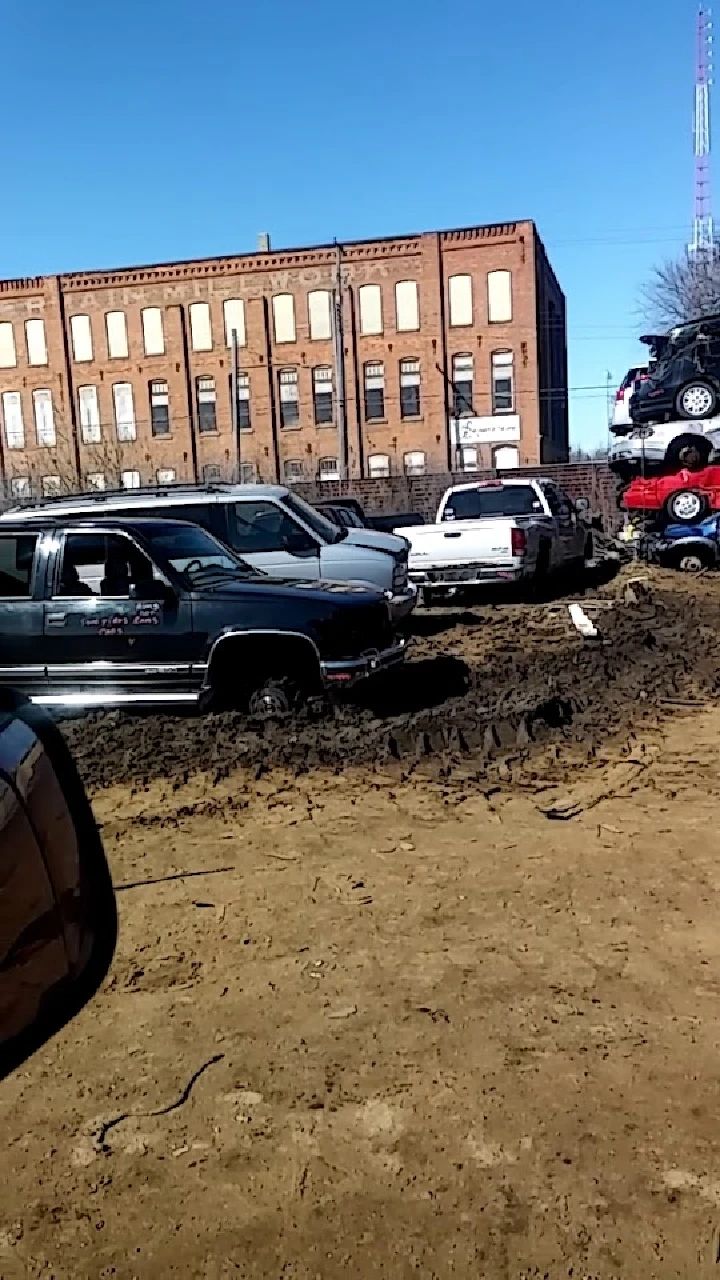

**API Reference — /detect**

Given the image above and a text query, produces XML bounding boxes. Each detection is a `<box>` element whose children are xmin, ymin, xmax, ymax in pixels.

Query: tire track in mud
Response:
<box><xmin>60</xmin><ymin>584</ymin><xmax>720</xmax><ymax>794</ymax></box>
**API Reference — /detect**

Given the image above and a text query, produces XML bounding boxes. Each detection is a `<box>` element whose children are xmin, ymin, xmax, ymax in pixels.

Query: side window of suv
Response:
<box><xmin>0</xmin><ymin>534</ymin><xmax>38</xmax><ymax>598</ymax></box>
<box><xmin>55</xmin><ymin>533</ymin><xmax>156</xmax><ymax>597</ymax></box>
<box><xmin>226</xmin><ymin>502</ymin><xmax>316</xmax><ymax>554</ymax></box>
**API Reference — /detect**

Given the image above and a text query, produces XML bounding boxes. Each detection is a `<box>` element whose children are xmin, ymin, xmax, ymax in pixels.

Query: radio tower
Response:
<box><xmin>690</xmin><ymin>6</ymin><xmax>714</xmax><ymax>256</ymax></box>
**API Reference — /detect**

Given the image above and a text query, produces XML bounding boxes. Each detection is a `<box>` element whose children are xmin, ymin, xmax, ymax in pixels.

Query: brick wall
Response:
<box><xmin>295</xmin><ymin>461</ymin><xmax>621</xmax><ymax>530</ymax></box>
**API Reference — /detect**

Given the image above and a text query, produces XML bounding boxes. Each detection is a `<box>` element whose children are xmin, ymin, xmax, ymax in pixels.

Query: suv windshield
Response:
<box><xmin>283</xmin><ymin>492</ymin><xmax>344</xmax><ymax>542</ymax></box>
<box><xmin>141</xmin><ymin>523</ymin><xmax>254</xmax><ymax>586</ymax></box>
<box><xmin>442</xmin><ymin>486</ymin><xmax>543</xmax><ymax>520</ymax></box>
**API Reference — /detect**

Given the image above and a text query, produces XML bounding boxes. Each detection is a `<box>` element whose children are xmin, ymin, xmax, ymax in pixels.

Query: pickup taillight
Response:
<box><xmin>511</xmin><ymin>528</ymin><xmax>527</xmax><ymax>556</ymax></box>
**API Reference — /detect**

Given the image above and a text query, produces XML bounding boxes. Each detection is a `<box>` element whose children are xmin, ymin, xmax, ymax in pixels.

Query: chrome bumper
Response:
<box><xmin>387</xmin><ymin>583</ymin><xmax>417</xmax><ymax>620</ymax></box>
<box><xmin>321</xmin><ymin>637</ymin><xmax>408</xmax><ymax>687</ymax></box>
<box><xmin>409</xmin><ymin>562</ymin><xmax>525</xmax><ymax>587</ymax></box>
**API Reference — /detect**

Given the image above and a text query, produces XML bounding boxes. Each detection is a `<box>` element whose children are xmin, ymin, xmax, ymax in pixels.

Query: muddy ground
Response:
<box><xmin>4</xmin><ymin>567</ymin><xmax>720</xmax><ymax>1277</ymax></box>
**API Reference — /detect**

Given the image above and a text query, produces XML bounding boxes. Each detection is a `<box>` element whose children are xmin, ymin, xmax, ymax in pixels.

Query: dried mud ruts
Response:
<box><xmin>60</xmin><ymin>583</ymin><xmax>720</xmax><ymax>794</ymax></box>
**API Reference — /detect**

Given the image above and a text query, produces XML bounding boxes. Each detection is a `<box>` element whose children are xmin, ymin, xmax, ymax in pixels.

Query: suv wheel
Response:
<box><xmin>247</xmin><ymin>677</ymin><xmax>302</xmax><ymax>719</ymax></box>
<box><xmin>676</xmin><ymin>381</ymin><xmax>718</xmax><ymax>420</ymax></box>
<box><xmin>663</xmin><ymin>489</ymin><xmax>710</xmax><ymax>523</ymax></box>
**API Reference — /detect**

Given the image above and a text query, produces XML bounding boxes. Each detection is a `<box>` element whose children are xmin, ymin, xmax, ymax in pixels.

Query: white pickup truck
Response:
<box><xmin>400</xmin><ymin>478</ymin><xmax>594</xmax><ymax>602</ymax></box>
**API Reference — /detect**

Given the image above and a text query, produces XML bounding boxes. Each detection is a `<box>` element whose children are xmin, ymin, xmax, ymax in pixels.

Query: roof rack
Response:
<box><xmin>4</xmin><ymin>481</ymin><xmax>248</xmax><ymax>514</ymax></box>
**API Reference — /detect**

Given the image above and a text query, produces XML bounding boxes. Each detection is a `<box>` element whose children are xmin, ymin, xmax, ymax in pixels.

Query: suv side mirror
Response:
<box><xmin>0</xmin><ymin>692</ymin><xmax>117</xmax><ymax>1082</ymax></box>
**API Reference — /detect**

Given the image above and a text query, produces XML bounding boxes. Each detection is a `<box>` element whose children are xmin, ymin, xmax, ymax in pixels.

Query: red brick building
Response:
<box><xmin>0</xmin><ymin>220</ymin><xmax>568</xmax><ymax>499</ymax></box>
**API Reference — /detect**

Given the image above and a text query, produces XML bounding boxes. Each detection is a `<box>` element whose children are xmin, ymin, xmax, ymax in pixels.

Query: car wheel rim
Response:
<box><xmin>248</xmin><ymin>688</ymin><xmax>290</xmax><ymax>718</ymax></box>
<box><xmin>680</xmin><ymin>555</ymin><xmax>704</xmax><ymax>572</ymax></box>
<box><xmin>682</xmin><ymin>385</ymin><xmax>714</xmax><ymax>416</ymax></box>
<box><xmin>671</xmin><ymin>492</ymin><xmax>703</xmax><ymax>520</ymax></box>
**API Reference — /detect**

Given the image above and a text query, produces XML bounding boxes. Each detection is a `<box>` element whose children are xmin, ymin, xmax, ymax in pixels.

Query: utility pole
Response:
<box><xmin>333</xmin><ymin>241</ymin><xmax>348</xmax><ymax>480</ymax></box>
<box><xmin>230</xmin><ymin>328</ymin><xmax>240</xmax><ymax>481</ymax></box>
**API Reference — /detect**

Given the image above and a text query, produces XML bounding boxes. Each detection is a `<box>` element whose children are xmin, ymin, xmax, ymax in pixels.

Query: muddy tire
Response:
<box><xmin>247</xmin><ymin>677</ymin><xmax>303</xmax><ymax>720</ymax></box>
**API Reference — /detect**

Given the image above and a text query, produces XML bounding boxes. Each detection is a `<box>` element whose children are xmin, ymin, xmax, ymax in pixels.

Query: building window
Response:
<box><xmin>461</xmin><ymin>446</ymin><xmax>479</xmax><ymax>472</ymax></box>
<box><xmin>87</xmin><ymin>472</ymin><xmax>105</xmax><ymax>491</ymax></box>
<box><xmin>358</xmin><ymin>284</ymin><xmax>383</xmax><ymax>335</ymax></box>
<box><xmin>283</xmin><ymin>458</ymin><xmax>304</xmax><ymax>483</ymax></box>
<box><xmin>308</xmin><ymin>290</ymin><xmax>332</xmax><ymax>340</ymax></box>
<box><xmin>2</xmin><ymin>392</ymin><xmax>24</xmax><ymax>449</ymax></box>
<box><xmin>487</xmin><ymin>270</ymin><xmax>513</xmax><ymax>323</ymax></box>
<box><xmin>448</xmin><ymin>275</ymin><xmax>473</xmax><ymax>327</ymax></box>
<box><xmin>240</xmin><ymin>461</ymin><xmax>256</xmax><ymax>483</ymax></box>
<box><xmin>395</xmin><ymin>281</ymin><xmax>420</xmax><ymax>331</ymax></box>
<box><xmin>491</xmin><ymin>350</ymin><xmax>514</xmax><ymax>413</ymax></box>
<box><xmin>399</xmin><ymin>358</ymin><xmax>421</xmax><ymax>418</ymax></box>
<box><xmin>236</xmin><ymin>372</ymin><xmax>251</xmax><ymax>429</ymax></box>
<box><xmin>0</xmin><ymin>322</ymin><xmax>16</xmax><ymax>369</ymax></box>
<box><xmin>25</xmin><ymin>318</ymin><xmax>48</xmax><ymax>366</ymax></box>
<box><xmin>78</xmin><ymin>385</ymin><xmax>101</xmax><ymax>444</ymax></box>
<box><xmin>272</xmin><ymin>294</ymin><xmax>296</xmax><ymax>344</ymax></box>
<box><xmin>493</xmin><ymin>445</ymin><xmax>520</xmax><ymax>470</ymax></box>
<box><xmin>313</xmin><ymin>367</ymin><xmax>333</xmax><ymax>424</ymax></box>
<box><xmin>196</xmin><ymin>376</ymin><xmax>217</xmax><ymax>433</ymax></box>
<box><xmin>149</xmin><ymin>379</ymin><xmax>170</xmax><ymax>436</ymax></box>
<box><xmin>367</xmin><ymin>453</ymin><xmax>390</xmax><ymax>478</ymax></box>
<box><xmin>156</xmin><ymin>468</ymin><xmax>176</xmax><ymax>485</ymax></box>
<box><xmin>203</xmin><ymin>464</ymin><xmax>222</xmax><ymax>482</ymax></box>
<box><xmin>106</xmin><ymin>311</ymin><xmax>129</xmax><ymax>359</ymax></box>
<box><xmin>70</xmin><ymin>314</ymin><xmax>93</xmax><ymax>362</ymax></box>
<box><xmin>33</xmin><ymin>389</ymin><xmax>56</xmax><ymax>447</ymax></box>
<box><xmin>364</xmin><ymin>362</ymin><xmax>385</xmax><ymax>421</ymax></box>
<box><xmin>113</xmin><ymin>382</ymin><xmax>136</xmax><ymax>442</ymax></box>
<box><xmin>223</xmin><ymin>299</ymin><xmax>246</xmax><ymax>347</ymax></box>
<box><xmin>404</xmin><ymin>450</ymin><xmax>426</xmax><ymax>476</ymax></box>
<box><xmin>278</xmin><ymin>368</ymin><xmax>299</xmax><ymax>427</ymax></box>
<box><xmin>121</xmin><ymin>470</ymin><xmax>141</xmax><ymax>489</ymax></box>
<box><xmin>41</xmin><ymin>475</ymin><xmax>61</xmax><ymax>497</ymax></box>
<box><xmin>10</xmin><ymin>476</ymin><xmax>30</xmax><ymax>499</ymax></box>
<box><xmin>452</xmin><ymin>354</ymin><xmax>474</xmax><ymax>416</ymax></box>
<box><xmin>141</xmin><ymin>307</ymin><xmax>165</xmax><ymax>356</ymax></box>
<box><xmin>189</xmin><ymin>302</ymin><xmax>213</xmax><ymax>351</ymax></box>
<box><xmin>318</xmin><ymin>456</ymin><xmax>339</xmax><ymax>481</ymax></box>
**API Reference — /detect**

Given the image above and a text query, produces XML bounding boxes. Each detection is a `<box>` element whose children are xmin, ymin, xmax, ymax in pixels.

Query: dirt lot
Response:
<box><xmin>5</xmin><ymin>567</ymin><xmax>720</xmax><ymax>1278</ymax></box>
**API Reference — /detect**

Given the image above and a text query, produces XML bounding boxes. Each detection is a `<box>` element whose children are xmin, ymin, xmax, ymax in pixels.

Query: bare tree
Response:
<box><xmin>639</xmin><ymin>250</ymin><xmax>720</xmax><ymax>331</ymax></box>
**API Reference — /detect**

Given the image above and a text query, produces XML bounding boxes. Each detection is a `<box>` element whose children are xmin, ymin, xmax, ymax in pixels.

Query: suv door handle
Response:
<box><xmin>47</xmin><ymin>612</ymin><xmax>67</xmax><ymax>625</ymax></box>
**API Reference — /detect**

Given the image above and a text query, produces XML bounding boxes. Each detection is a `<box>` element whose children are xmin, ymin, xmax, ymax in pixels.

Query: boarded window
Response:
<box><xmin>272</xmin><ymin>294</ymin><xmax>296</xmax><ymax>343</ymax></box>
<box><xmin>367</xmin><ymin>453</ymin><xmax>390</xmax><ymax>478</ymax></box>
<box><xmin>448</xmin><ymin>275</ymin><xmax>473</xmax><ymax>327</ymax></box>
<box><xmin>70</xmin><ymin>314</ymin><xmax>93</xmax><ymax>362</ymax></box>
<box><xmin>491</xmin><ymin>350</ymin><xmax>514</xmax><ymax>412</ymax></box>
<box><xmin>461</xmin><ymin>446</ymin><xmax>478</xmax><ymax>472</ymax></box>
<box><xmin>197</xmin><ymin>375</ymin><xmax>217</xmax><ymax>432</ymax></box>
<box><xmin>10</xmin><ymin>476</ymin><xmax>30</xmax><ymax>499</ymax></box>
<box><xmin>25</xmin><ymin>318</ymin><xmax>48</xmax><ymax>365</ymax></box>
<box><xmin>308</xmin><ymin>290</ymin><xmax>332</xmax><ymax>340</ymax></box>
<box><xmin>41</xmin><ymin>476</ymin><xmax>61</xmax><ymax>497</ymax></box>
<box><xmin>487</xmin><ymin>270</ymin><xmax>512</xmax><ymax>323</ymax></box>
<box><xmin>493</xmin><ymin>445</ymin><xmax>520</xmax><ymax>469</ymax></box>
<box><xmin>2</xmin><ymin>392</ymin><xmax>24</xmax><ymax>449</ymax></box>
<box><xmin>313</xmin><ymin>367</ymin><xmax>333</xmax><ymax>424</ymax></box>
<box><xmin>156</xmin><ymin>468</ymin><xmax>176</xmax><ymax>484</ymax></box>
<box><xmin>399</xmin><ymin>358</ymin><xmax>421</xmax><ymax>418</ymax></box>
<box><xmin>283</xmin><ymin>458</ymin><xmax>304</xmax><ymax>482</ymax></box>
<box><xmin>113</xmin><ymin>382</ymin><xmax>136</xmax><ymax>442</ymax></box>
<box><xmin>358</xmin><ymin>284</ymin><xmax>383</xmax><ymax>335</ymax></box>
<box><xmin>278</xmin><ymin>368</ymin><xmax>299</xmax><ymax>427</ymax></box>
<box><xmin>33</xmin><ymin>389</ymin><xmax>55</xmax><ymax>446</ymax></box>
<box><xmin>121</xmin><ymin>470</ymin><xmax>141</xmax><ymax>489</ymax></box>
<box><xmin>106</xmin><ymin>311</ymin><xmax>129</xmax><ymax>359</ymax></box>
<box><xmin>395</xmin><ymin>281</ymin><xmax>419</xmax><ymax>331</ymax></box>
<box><xmin>364</xmin><ymin>362</ymin><xmax>385</xmax><ymax>420</ymax></box>
<box><xmin>223</xmin><ymin>299</ymin><xmax>246</xmax><ymax>347</ymax></box>
<box><xmin>78</xmin><ymin>385</ymin><xmax>101</xmax><ymax>443</ymax></box>
<box><xmin>141</xmin><ymin>307</ymin><xmax>165</xmax><ymax>356</ymax></box>
<box><xmin>149</xmin><ymin>379</ymin><xmax>170</xmax><ymax>435</ymax></box>
<box><xmin>404</xmin><ymin>450</ymin><xmax>426</xmax><ymax>475</ymax></box>
<box><xmin>87</xmin><ymin>472</ymin><xmax>105</xmax><ymax>491</ymax></box>
<box><xmin>240</xmin><ymin>461</ymin><xmax>256</xmax><ymax>483</ymax></box>
<box><xmin>189</xmin><ymin>302</ymin><xmax>213</xmax><ymax>351</ymax></box>
<box><xmin>0</xmin><ymin>322</ymin><xmax>16</xmax><ymax>368</ymax></box>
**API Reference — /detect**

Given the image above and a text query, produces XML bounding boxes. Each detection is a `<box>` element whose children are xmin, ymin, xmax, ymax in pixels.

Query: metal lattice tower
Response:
<box><xmin>690</xmin><ymin>6</ymin><xmax>714</xmax><ymax>255</ymax></box>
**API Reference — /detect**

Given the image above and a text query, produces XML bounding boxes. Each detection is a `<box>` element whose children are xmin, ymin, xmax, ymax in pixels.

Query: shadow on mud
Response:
<box><xmin>350</xmin><ymin>654</ymin><xmax>471</xmax><ymax>715</ymax></box>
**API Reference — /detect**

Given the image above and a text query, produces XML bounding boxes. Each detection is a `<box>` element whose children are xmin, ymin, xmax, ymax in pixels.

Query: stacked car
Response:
<box><xmin>609</xmin><ymin>314</ymin><xmax>720</xmax><ymax>529</ymax></box>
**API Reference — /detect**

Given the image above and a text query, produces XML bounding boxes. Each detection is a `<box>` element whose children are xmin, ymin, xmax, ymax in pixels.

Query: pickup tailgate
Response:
<box><xmin>404</xmin><ymin>520</ymin><xmax>515</xmax><ymax>578</ymax></box>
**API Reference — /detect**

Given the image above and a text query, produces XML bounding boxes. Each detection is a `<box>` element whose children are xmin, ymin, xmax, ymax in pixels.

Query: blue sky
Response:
<box><xmin>1</xmin><ymin>0</ymin><xmax>699</xmax><ymax>450</ymax></box>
